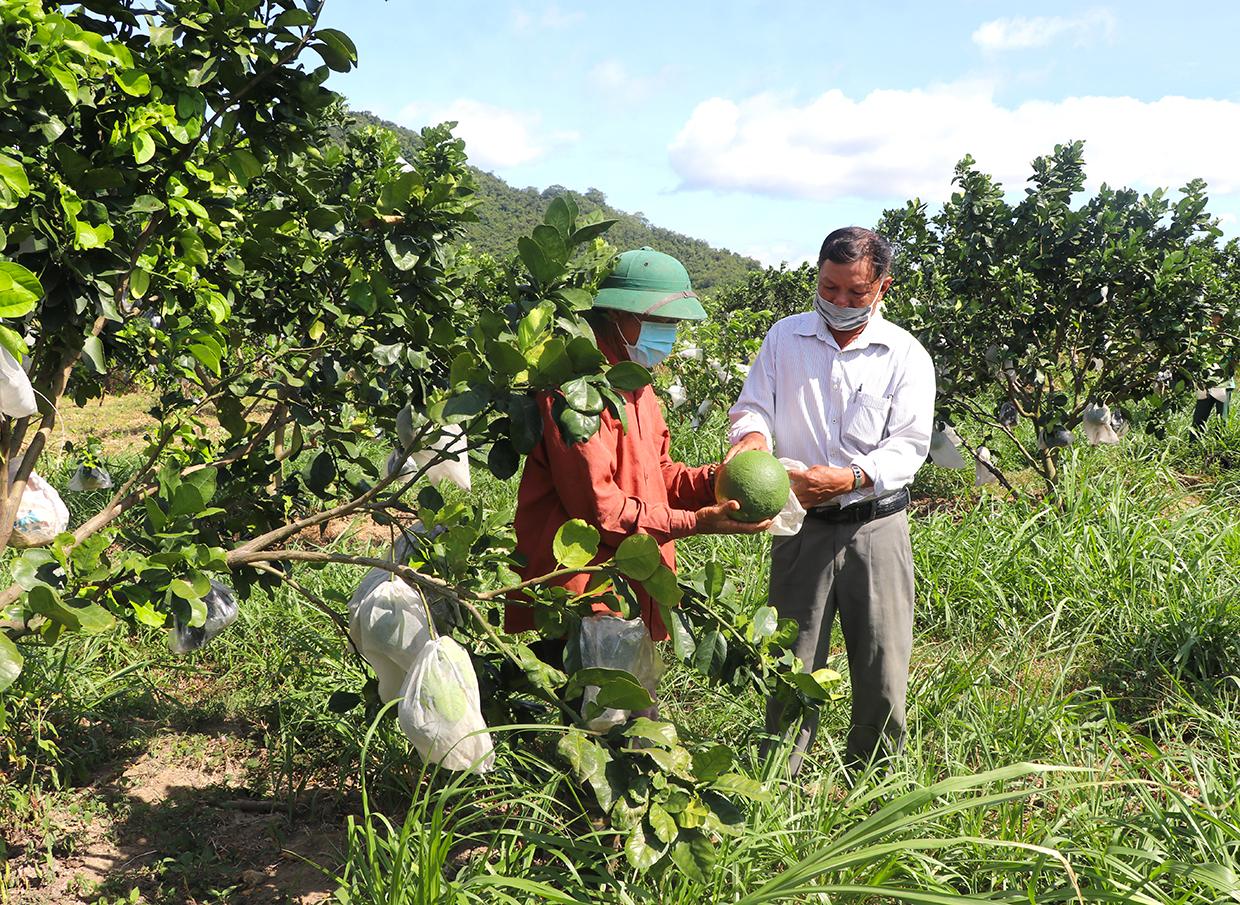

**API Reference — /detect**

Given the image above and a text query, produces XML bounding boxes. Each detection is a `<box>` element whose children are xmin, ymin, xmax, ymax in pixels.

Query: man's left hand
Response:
<box><xmin>788</xmin><ymin>465</ymin><xmax>858</xmax><ymax>508</ymax></box>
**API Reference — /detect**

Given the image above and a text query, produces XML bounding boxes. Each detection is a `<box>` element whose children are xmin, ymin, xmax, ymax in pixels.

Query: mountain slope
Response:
<box><xmin>349</xmin><ymin>110</ymin><xmax>760</xmax><ymax>291</ymax></box>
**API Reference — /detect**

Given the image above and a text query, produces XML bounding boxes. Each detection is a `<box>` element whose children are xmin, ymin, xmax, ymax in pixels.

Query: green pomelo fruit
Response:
<box><xmin>715</xmin><ymin>450</ymin><xmax>789</xmax><ymax>522</ymax></box>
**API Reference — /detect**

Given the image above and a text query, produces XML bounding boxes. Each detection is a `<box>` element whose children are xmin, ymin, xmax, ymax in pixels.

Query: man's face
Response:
<box><xmin>817</xmin><ymin>259</ymin><xmax>892</xmax><ymax>309</ymax></box>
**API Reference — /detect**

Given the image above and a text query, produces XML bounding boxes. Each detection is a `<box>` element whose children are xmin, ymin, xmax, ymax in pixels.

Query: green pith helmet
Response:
<box><xmin>593</xmin><ymin>247</ymin><xmax>707</xmax><ymax>321</ymax></box>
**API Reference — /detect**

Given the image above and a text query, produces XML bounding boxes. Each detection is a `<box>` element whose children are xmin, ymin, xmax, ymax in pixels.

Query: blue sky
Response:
<box><xmin>321</xmin><ymin>1</ymin><xmax>1240</xmax><ymax>265</ymax></box>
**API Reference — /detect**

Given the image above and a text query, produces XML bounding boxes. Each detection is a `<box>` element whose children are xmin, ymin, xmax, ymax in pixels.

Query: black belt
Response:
<box><xmin>807</xmin><ymin>487</ymin><xmax>910</xmax><ymax>525</ymax></box>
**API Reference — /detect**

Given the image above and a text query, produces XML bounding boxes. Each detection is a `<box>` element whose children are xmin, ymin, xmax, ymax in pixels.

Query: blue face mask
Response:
<box><xmin>623</xmin><ymin>320</ymin><xmax>679</xmax><ymax>369</ymax></box>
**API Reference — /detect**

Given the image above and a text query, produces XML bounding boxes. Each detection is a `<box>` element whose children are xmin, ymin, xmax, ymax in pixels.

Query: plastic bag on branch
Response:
<box><xmin>769</xmin><ymin>457</ymin><xmax>807</xmax><ymax>537</ymax></box>
<box><xmin>579</xmin><ymin>614</ymin><xmax>664</xmax><ymax>732</ymax></box>
<box><xmin>8</xmin><ymin>469</ymin><xmax>69</xmax><ymax>548</ymax></box>
<box><xmin>929</xmin><ymin>423</ymin><xmax>969</xmax><ymax>469</ymax></box>
<box><xmin>0</xmin><ymin>347</ymin><xmax>37</xmax><ymax>418</ymax></box>
<box><xmin>665</xmin><ymin>379</ymin><xmax>688</xmax><ymax>410</ymax></box>
<box><xmin>398</xmin><ymin>636</ymin><xmax>495</xmax><ymax>773</ymax></box>
<box><xmin>67</xmin><ymin>465</ymin><xmax>113</xmax><ymax>492</ymax></box>
<box><xmin>1082</xmin><ymin>404</ymin><xmax>1121</xmax><ymax>445</ymax></box>
<box><xmin>169</xmin><ymin>580</ymin><xmax>239</xmax><ymax>654</ymax></box>
<box><xmin>347</xmin><ymin>528</ymin><xmax>460</xmax><ymax>702</ymax></box>
<box><xmin>349</xmin><ymin>576</ymin><xmax>432</xmax><ymax>703</ymax></box>
<box><xmin>393</xmin><ymin>411</ymin><xmax>471</xmax><ymax>491</ymax></box>
<box><xmin>974</xmin><ymin>447</ymin><xmax>999</xmax><ymax>487</ymax></box>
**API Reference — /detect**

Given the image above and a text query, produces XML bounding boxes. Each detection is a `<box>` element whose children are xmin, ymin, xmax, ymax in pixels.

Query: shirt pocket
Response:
<box><xmin>842</xmin><ymin>392</ymin><xmax>892</xmax><ymax>449</ymax></box>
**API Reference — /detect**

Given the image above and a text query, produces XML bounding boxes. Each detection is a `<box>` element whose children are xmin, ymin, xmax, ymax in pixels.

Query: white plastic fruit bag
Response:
<box><xmin>398</xmin><ymin>636</ymin><xmax>495</xmax><ymax>773</ymax></box>
<box><xmin>8</xmin><ymin>469</ymin><xmax>69</xmax><ymax>548</ymax></box>
<box><xmin>665</xmin><ymin>379</ymin><xmax>688</xmax><ymax>410</ymax></box>
<box><xmin>975</xmin><ymin>447</ymin><xmax>999</xmax><ymax>486</ymax></box>
<box><xmin>929</xmin><ymin>423</ymin><xmax>969</xmax><ymax>468</ymax></box>
<box><xmin>0</xmin><ymin>347</ymin><xmax>37</xmax><ymax>418</ymax></box>
<box><xmin>169</xmin><ymin>580</ymin><xmax>239</xmax><ymax>654</ymax></box>
<box><xmin>1082</xmin><ymin>403</ymin><xmax>1121</xmax><ymax>445</ymax></box>
<box><xmin>349</xmin><ymin>575</ymin><xmax>431</xmax><ymax>703</ymax></box>
<box><xmin>578</xmin><ymin>614</ymin><xmax>664</xmax><ymax>732</ymax></box>
<box><xmin>393</xmin><ymin>413</ymin><xmax>471</xmax><ymax>491</ymax></box>
<box><xmin>67</xmin><ymin>465</ymin><xmax>113</xmax><ymax>491</ymax></box>
<box><xmin>768</xmin><ymin>457</ymin><xmax>807</xmax><ymax>537</ymax></box>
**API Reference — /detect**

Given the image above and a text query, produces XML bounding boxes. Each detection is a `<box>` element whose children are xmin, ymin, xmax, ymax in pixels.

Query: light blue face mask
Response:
<box><xmin>623</xmin><ymin>320</ymin><xmax>679</xmax><ymax>369</ymax></box>
<box><xmin>815</xmin><ymin>284</ymin><xmax>883</xmax><ymax>331</ymax></box>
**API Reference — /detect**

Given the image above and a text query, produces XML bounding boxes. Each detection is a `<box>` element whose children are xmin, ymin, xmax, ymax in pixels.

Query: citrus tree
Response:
<box><xmin>880</xmin><ymin>141</ymin><xmax>1236</xmax><ymax>487</ymax></box>
<box><xmin>0</xmin><ymin>0</ymin><xmax>843</xmax><ymax>882</ymax></box>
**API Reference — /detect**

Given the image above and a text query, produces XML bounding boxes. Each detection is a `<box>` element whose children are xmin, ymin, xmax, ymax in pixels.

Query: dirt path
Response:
<box><xmin>7</xmin><ymin>731</ymin><xmax>348</xmax><ymax>905</ymax></box>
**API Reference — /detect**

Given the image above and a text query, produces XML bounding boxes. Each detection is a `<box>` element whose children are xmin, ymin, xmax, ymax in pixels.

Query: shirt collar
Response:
<box><xmin>794</xmin><ymin>310</ymin><xmax>896</xmax><ymax>351</ymax></box>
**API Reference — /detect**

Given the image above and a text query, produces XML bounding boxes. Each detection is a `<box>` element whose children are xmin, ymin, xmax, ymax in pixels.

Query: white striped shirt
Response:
<box><xmin>728</xmin><ymin>311</ymin><xmax>936</xmax><ymax>507</ymax></box>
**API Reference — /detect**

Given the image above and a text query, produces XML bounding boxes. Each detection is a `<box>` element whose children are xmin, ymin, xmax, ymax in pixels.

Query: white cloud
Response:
<box><xmin>398</xmin><ymin>100</ymin><xmax>578</xmax><ymax>170</ymax></box>
<box><xmin>511</xmin><ymin>4</ymin><xmax>584</xmax><ymax>33</ymax></box>
<box><xmin>667</xmin><ymin>84</ymin><xmax>1240</xmax><ymax>205</ymax></box>
<box><xmin>589</xmin><ymin>59</ymin><xmax>677</xmax><ymax>101</ymax></box>
<box><xmin>972</xmin><ymin>9</ymin><xmax>1116</xmax><ymax>51</ymax></box>
<box><xmin>741</xmin><ymin>243</ymin><xmax>815</xmax><ymax>269</ymax></box>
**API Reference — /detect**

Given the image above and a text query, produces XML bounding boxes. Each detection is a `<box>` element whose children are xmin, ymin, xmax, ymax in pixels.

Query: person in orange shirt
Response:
<box><xmin>505</xmin><ymin>248</ymin><xmax>769</xmax><ymax>651</ymax></box>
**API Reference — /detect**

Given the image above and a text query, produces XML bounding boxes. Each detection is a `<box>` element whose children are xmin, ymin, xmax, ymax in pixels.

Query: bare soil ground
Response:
<box><xmin>7</xmin><ymin>730</ymin><xmax>348</xmax><ymax>905</ymax></box>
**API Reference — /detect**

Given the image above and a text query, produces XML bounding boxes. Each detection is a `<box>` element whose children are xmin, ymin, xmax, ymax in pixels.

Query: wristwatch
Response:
<box><xmin>850</xmin><ymin>463</ymin><xmax>864</xmax><ymax>491</ymax></box>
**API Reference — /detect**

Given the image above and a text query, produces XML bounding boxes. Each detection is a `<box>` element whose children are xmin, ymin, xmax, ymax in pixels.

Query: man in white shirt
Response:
<box><xmin>727</xmin><ymin>227</ymin><xmax>935</xmax><ymax>774</ymax></box>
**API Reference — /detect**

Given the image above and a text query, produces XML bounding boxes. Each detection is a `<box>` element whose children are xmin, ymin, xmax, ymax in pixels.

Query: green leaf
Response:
<box><xmin>169</xmin><ymin>578</ymin><xmax>202</xmax><ymax>601</ymax></box>
<box><xmin>670</xmin><ymin>832</ymin><xmax>716</xmax><ymax>884</ymax></box>
<box><xmin>132</xmin><ymin>131</ymin><xmax>156</xmax><ymax>164</ymax></box>
<box><xmin>661</xmin><ymin>606</ymin><xmax>696</xmax><ymax>661</ymax></box>
<box><xmin>311</xmin><ymin>28</ymin><xmax>358</xmax><ymax>71</ymax></box>
<box><xmin>177</xmin><ymin>230</ymin><xmax>208</xmax><ymax>266</ymax></box>
<box><xmin>532</xmin><ymin>224</ymin><xmax>568</xmax><ymax>266</ymax></box>
<box><xmin>114</xmin><ymin>69</ymin><xmax>151</xmax><ymax>96</ymax></box>
<box><xmin>509</xmin><ymin>641</ymin><xmax>567</xmax><ymax>694</ymax></box>
<box><xmin>613</xmin><ymin>533</ymin><xmax>660</xmax><ymax>581</ymax></box>
<box><xmin>561</xmin><ymin>377</ymin><xmax>604</xmax><ymax>415</ymax></box>
<box><xmin>0</xmin><ymin>153</ymin><xmax>30</xmax><ymax>198</ymax></box>
<box><xmin>518</xmin><ymin>236</ymin><xmax>559</xmax><ymax>286</ymax></box>
<box><xmin>750</xmin><ymin>605</ymin><xmax>778</xmax><ymax>641</ymax></box>
<box><xmin>28</xmin><ymin>586</ymin><xmax>81</xmax><ymax>630</ymax></box>
<box><xmin>168</xmin><ymin>482</ymin><xmax>205</xmax><ymax>519</ymax></box>
<box><xmin>553</xmin><ymin>519</ymin><xmax>600</xmax><ymax>569</ymax></box>
<box><xmin>81</xmin><ymin>336</ymin><xmax>106</xmax><ymax>375</ymax></box>
<box><xmin>226</xmin><ymin>149</ymin><xmax>263</xmax><ymax>186</ymax></box>
<box><xmin>487</xmin><ymin>439</ymin><xmax>520</xmax><ymax>480</ymax></box>
<box><xmin>624</xmin><ymin>826</ymin><xmax>662</xmax><ymax>871</ymax></box>
<box><xmin>648</xmin><ymin>803</ymin><xmax>678</xmax><ymax>846</ymax></box>
<box><xmin>569</xmin><ymin>218</ymin><xmax>618</xmax><ymax>247</ymax></box>
<box><xmin>569</xmin><ymin>667</ymin><xmax>654</xmax><ymax>710</ymax></box>
<box><xmin>556</xmin><ymin>729</ymin><xmax>616</xmax><ymax>812</ymax></box>
<box><xmin>384</xmin><ymin>237</ymin><xmax>419</xmax><ymax>271</ymax></box>
<box><xmin>74</xmin><ymin>221</ymin><xmax>114</xmax><ymax>249</ymax></box>
<box><xmin>641</xmin><ymin>563</ymin><xmax>682</xmax><ymax>607</ymax></box>
<box><xmin>606</xmin><ymin>361</ymin><xmax>652</xmax><ymax>391</ymax></box>
<box><xmin>534</xmin><ymin>338</ymin><xmax>574</xmax><ymax>387</ymax></box>
<box><xmin>790</xmin><ymin>667</ymin><xmax>844</xmax><ymax>702</ymax></box>
<box><xmin>710</xmin><ymin>773</ymin><xmax>770</xmax><ymax>802</ymax></box>
<box><xmin>0</xmin><ymin>262</ymin><xmax>43</xmax><ymax>318</ymax></box>
<box><xmin>544</xmin><ymin>196</ymin><xmax>574</xmax><ymax>237</ymax></box>
<box><xmin>305</xmin><ymin>450</ymin><xmax>336</xmax><ymax>493</ymax></box>
<box><xmin>554</xmin><ymin>286</ymin><xmax>593</xmax><ymax>311</ymax></box>
<box><xmin>556</xmin><ymin>406</ymin><xmax>598</xmax><ymax>445</ymax></box>
<box><xmin>508</xmin><ymin>394</ymin><xmax>543</xmax><ymax>454</ymax></box>
<box><xmin>691</xmin><ymin>744</ymin><xmax>734</xmax><ymax>781</ymax></box>
<box><xmin>0</xmin><ymin>634</ymin><xmax>23</xmax><ymax>693</ymax></box>
<box><xmin>566</xmin><ymin>336</ymin><xmax>606</xmax><ymax>371</ymax></box>
<box><xmin>692</xmin><ymin>629</ymin><xmax>727</xmax><ymax>676</ymax></box>
<box><xmin>704</xmin><ymin>561</ymin><xmax>725</xmax><ymax>599</ymax></box>
<box><xmin>623</xmin><ymin>717</ymin><xmax>678</xmax><ymax>747</ymax></box>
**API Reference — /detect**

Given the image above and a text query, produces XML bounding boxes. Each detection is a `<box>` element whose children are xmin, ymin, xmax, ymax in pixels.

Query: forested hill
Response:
<box><xmin>350</xmin><ymin>110</ymin><xmax>761</xmax><ymax>291</ymax></box>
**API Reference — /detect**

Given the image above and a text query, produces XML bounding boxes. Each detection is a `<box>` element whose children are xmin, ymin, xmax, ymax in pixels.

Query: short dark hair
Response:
<box><xmin>818</xmin><ymin>227</ymin><xmax>893</xmax><ymax>281</ymax></box>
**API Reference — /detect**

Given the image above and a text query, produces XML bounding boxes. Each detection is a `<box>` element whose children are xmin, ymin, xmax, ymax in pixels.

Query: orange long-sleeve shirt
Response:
<box><xmin>504</xmin><ymin>338</ymin><xmax>715</xmax><ymax>641</ymax></box>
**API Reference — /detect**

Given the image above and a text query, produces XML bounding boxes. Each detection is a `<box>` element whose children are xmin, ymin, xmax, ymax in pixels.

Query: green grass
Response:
<box><xmin>2</xmin><ymin>402</ymin><xmax>1239</xmax><ymax>903</ymax></box>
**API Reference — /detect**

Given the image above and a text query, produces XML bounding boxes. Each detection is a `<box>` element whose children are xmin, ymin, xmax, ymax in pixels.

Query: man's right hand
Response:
<box><xmin>723</xmin><ymin>431</ymin><xmax>769</xmax><ymax>463</ymax></box>
<box><xmin>694</xmin><ymin>500</ymin><xmax>772</xmax><ymax>535</ymax></box>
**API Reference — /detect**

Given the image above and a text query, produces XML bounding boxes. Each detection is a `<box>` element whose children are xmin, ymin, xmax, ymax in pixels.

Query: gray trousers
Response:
<box><xmin>765</xmin><ymin>509</ymin><xmax>915</xmax><ymax>774</ymax></box>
